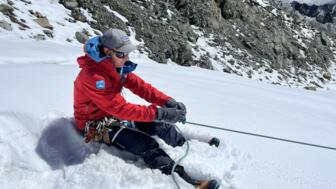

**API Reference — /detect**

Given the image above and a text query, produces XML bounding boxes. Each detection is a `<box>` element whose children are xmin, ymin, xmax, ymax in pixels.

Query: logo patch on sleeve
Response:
<box><xmin>96</xmin><ymin>80</ymin><xmax>105</xmax><ymax>89</ymax></box>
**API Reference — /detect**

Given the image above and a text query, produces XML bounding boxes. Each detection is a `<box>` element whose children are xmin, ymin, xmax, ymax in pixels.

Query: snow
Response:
<box><xmin>0</xmin><ymin>36</ymin><xmax>81</xmax><ymax>64</ymax></box>
<box><xmin>80</xmin><ymin>8</ymin><xmax>95</xmax><ymax>23</ymax></box>
<box><xmin>1</xmin><ymin>34</ymin><xmax>336</xmax><ymax>189</ymax></box>
<box><xmin>253</xmin><ymin>0</ymin><xmax>270</xmax><ymax>7</ymax></box>
<box><xmin>299</xmin><ymin>49</ymin><xmax>306</xmax><ymax>58</ymax></box>
<box><xmin>1</xmin><ymin>1</ymin><xmax>336</xmax><ymax>189</ymax></box>
<box><xmin>271</xmin><ymin>8</ymin><xmax>278</xmax><ymax>16</ymax></box>
<box><xmin>0</xmin><ymin>0</ymin><xmax>95</xmax><ymax>43</ymax></box>
<box><xmin>167</xmin><ymin>9</ymin><xmax>175</xmax><ymax>18</ymax></box>
<box><xmin>128</xmin><ymin>26</ymin><xmax>144</xmax><ymax>48</ymax></box>
<box><xmin>104</xmin><ymin>5</ymin><xmax>129</xmax><ymax>23</ymax></box>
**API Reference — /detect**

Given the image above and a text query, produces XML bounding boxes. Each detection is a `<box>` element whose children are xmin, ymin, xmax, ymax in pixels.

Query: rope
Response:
<box><xmin>170</xmin><ymin>124</ymin><xmax>190</xmax><ymax>189</ymax></box>
<box><xmin>154</xmin><ymin>121</ymin><xmax>190</xmax><ymax>189</ymax></box>
<box><xmin>186</xmin><ymin>121</ymin><xmax>336</xmax><ymax>151</ymax></box>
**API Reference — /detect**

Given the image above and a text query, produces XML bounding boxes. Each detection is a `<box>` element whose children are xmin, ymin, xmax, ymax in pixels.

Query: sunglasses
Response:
<box><xmin>112</xmin><ymin>50</ymin><xmax>128</xmax><ymax>59</ymax></box>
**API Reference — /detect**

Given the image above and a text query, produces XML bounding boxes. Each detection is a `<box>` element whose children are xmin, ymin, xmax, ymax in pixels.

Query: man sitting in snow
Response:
<box><xmin>73</xmin><ymin>28</ymin><xmax>219</xmax><ymax>189</ymax></box>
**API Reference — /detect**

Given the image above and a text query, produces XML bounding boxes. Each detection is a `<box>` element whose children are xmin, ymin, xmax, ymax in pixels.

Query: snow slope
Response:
<box><xmin>1</xmin><ymin>0</ymin><xmax>336</xmax><ymax>188</ymax></box>
<box><xmin>0</xmin><ymin>35</ymin><xmax>336</xmax><ymax>189</ymax></box>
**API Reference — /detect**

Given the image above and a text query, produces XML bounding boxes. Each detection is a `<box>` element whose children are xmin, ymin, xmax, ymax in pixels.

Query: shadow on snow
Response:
<box><xmin>35</xmin><ymin>117</ymin><xmax>138</xmax><ymax>170</ymax></box>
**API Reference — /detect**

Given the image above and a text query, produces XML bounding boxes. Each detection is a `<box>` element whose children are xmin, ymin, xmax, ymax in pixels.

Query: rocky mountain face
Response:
<box><xmin>291</xmin><ymin>1</ymin><xmax>336</xmax><ymax>24</ymax></box>
<box><xmin>1</xmin><ymin>0</ymin><xmax>335</xmax><ymax>90</ymax></box>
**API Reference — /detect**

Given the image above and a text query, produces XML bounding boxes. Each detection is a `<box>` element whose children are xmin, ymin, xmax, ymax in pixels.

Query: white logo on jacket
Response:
<box><xmin>96</xmin><ymin>80</ymin><xmax>105</xmax><ymax>89</ymax></box>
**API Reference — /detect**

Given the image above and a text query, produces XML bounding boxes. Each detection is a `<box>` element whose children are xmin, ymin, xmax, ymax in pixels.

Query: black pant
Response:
<box><xmin>134</xmin><ymin>121</ymin><xmax>186</xmax><ymax>147</ymax></box>
<box><xmin>106</xmin><ymin>121</ymin><xmax>186</xmax><ymax>174</ymax></box>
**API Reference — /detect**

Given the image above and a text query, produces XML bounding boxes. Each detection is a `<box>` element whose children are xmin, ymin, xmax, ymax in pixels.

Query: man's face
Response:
<box><xmin>104</xmin><ymin>48</ymin><xmax>129</xmax><ymax>68</ymax></box>
<box><xmin>111</xmin><ymin>52</ymin><xmax>129</xmax><ymax>68</ymax></box>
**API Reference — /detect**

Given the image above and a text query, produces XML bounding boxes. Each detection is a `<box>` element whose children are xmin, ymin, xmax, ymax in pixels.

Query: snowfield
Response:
<box><xmin>1</xmin><ymin>0</ymin><xmax>336</xmax><ymax>188</ymax></box>
<box><xmin>0</xmin><ymin>36</ymin><xmax>335</xmax><ymax>189</ymax></box>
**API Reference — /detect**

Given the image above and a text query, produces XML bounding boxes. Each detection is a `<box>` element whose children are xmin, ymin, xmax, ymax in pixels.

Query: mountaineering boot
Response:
<box><xmin>195</xmin><ymin>179</ymin><xmax>220</xmax><ymax>189</ymax></box>
<box><xmin>170</xmin><ymin>164</ymin><xmax>220</xmax><ymax>189</ymax></box>
<box><xmin>173</xmin><ymin>165</ymin><xmax>201</xmax><ymax>185</ymax></box>
<box><xmin>208</xmin><ymin>137</ymin><xmax>220</xmax><ymax>147</ymax></box>
<box><xmin>173</xmin><ymin>165</ymin><xmax>220</xmax><ymax>189</ymax></box>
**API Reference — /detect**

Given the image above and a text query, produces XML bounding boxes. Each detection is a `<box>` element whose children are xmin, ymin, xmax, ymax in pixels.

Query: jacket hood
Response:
<box><xmin>77</xmin><ymin>35</ymin><xmax>115</xmax><ymax>72</ymax></box>
<box><xmin>84</xmin><ymin>36</ymin><xmax>110</xmax><ymax>62</ymax></box>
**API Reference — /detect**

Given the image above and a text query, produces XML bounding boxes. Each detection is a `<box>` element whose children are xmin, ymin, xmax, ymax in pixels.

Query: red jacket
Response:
<box><xmin>74</xmin><ymin>55</ymin><xmax>171</xmax><ymax>130</ymax></box>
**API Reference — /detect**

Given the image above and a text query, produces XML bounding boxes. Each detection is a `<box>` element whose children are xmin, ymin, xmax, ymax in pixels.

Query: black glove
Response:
<box><xmin>165</xmin><ymin>98</ymin><xmax>186</xmax><ymax>113</ymax></box>
<box><xmin>156</xmin><ymin>107</ymin><xmax>186</xmax><ymax>124</ymax></box>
